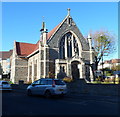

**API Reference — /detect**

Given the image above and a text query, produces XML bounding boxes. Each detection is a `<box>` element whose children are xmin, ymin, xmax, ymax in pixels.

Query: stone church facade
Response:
<box><xmin>10</xmin><ymin>9</ymin><xmax>95</xmax><ymax>84</ymax></box>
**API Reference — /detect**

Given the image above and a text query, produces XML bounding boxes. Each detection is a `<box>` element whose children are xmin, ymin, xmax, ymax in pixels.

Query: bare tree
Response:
<box><xmin>91</xmin><ymin>29</ymin><xmax>116</xmax><ymax>70</ymax></box>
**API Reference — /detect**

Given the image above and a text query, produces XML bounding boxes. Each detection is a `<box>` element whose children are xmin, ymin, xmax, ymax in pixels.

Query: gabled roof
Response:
<box><xmin>47</xmin><ymin>23</ymin><xmax>60</xmax><ymax>40</ymax></box>
<box><xmin>0</xmin><ymin>50</ymin><xmax>13</xmax><ymax>60</ymax></box>
<box><xmin>47</xmin><ymin>15</ymin><xmax>70</xmax><ymax>42</ymax></box>
<box><xmin>16</xmin><ymin>42</ymin><xmax>37</xmax><ymax>57</ymax></box>
<box><xmin>15</xmin><ymin>12</ymin><xmax>71</xmax><ymax>57</ymax></box>
<box><xmin>15</xmin><ymin>23</ymin><xmax>61</xmax><ymax>57</ymax></box>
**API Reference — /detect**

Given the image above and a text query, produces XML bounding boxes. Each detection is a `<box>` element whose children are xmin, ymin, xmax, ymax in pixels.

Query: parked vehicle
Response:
<box><xmin>0</xmin><ymin>81</ymin><xmax>12</xmax><ymax>91</ymax></box>
<box><xmin>27</xmin><ymin>78</ymin><xmax>67</xmax><ymax>98</ymax></box>
<box><xmin>95</xmin><ymin>70</ymin><xmax>102</xmax><ymax>78</ymax></box>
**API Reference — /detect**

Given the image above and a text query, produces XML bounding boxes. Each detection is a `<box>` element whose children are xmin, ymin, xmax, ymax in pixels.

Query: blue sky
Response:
<box><xmin>2</xmin><ymin>2</ymin><xmax>118</xmax><ymax>60</ymax></box>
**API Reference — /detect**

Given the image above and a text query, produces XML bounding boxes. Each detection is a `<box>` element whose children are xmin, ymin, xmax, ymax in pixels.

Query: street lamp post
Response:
<box><xmin>101</xmin><ymin>52</ymin><xmax>104</xmax><ymax>80</ymax></box>
<box><xmin>100</xmin><ymin>35</ymin><xmax>104</xmax><ymax>81</ymax></box>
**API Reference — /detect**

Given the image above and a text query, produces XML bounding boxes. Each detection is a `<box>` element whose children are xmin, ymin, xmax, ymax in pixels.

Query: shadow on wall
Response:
<box><xmin>57</xmin><ymin>71</ymin><xmax>66</xmax><ymax>79</ymax></box>
<box><xmin>49</xmin><ymin>49</ymin><xmax>58</xmax><ymax>60</ymax></box>
<box><xmin>57</xmin><ymin>66</ymin><xmax>67</xmax><ymax>79</ymax></box>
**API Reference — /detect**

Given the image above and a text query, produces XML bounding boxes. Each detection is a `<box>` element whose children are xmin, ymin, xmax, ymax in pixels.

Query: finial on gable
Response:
<box><xmin>67</xmin><ymin>8</ymin><xmax>71</xmax><ymax>16</ymax></box>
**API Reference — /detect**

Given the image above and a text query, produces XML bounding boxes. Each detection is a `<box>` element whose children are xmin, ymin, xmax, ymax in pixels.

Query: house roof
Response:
<box><xmin>104</xmin><ymin>59</ymin><xmax>120</xmax><ymax>64</ymax></box>
<box><xmin>104</xmin><ymin>60</ymin><xmax>112</xmax><ymax>64</ymax></box>
<box><xmin>0</xmin><ymin>50</ymin><xmax>13</xmax><ymax>60</ymax></box>
<box><xmin>111</xmin><ymin>59</ymin><xmax>120</xmax><ymax>63</ymax></box>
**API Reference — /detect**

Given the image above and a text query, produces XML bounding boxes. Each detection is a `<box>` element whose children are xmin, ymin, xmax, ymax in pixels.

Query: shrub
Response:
<box><xmin>27</xmin><ymin>80</ymin><xmax>32</xmax><ymax>84</ymax></box>
<box><xmin>63</xmin><ymin>77</ymin><xmax>73</xmax><ymax>83</ymax></box>
<box><xmin>96</xmin><ymin>76</ymin><xmax>103</xmax><ymax>82</ymax></box>
<box><xmin>91</xmin><ymin>81</ymin><xmax>101</xmax><ymax>84</ymax></box>
<box><xmin>8</xmin><ymin>81</ymin><xmax>14</xmax><ymax>84</ymax></box>
<box><xmin>48</xmin><ymin>72</ymin><xmax>55</xmax><ymax>78</ymax></box>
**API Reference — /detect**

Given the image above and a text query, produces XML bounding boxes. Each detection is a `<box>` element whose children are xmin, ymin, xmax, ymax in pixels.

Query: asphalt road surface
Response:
<box><xmin>1</xmin><ymin>90</ymin><xmax>120</xmax><ymax>117</ymax></box>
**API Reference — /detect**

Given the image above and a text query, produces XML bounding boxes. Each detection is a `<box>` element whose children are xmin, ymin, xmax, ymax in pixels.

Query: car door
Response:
<box><xmin>0</xmin><ymin>81</ymin><xmax>2</xmax><ymax>90</ymax></box>
<box><xmin>35</xmin><ymin>79</ymin><xmax>48</xmax><ymax>95</ymax></box>
<box><xmin>30</xmin><ymin>80</ymin><xmax>40</xmax><ymax>94</ymax></box>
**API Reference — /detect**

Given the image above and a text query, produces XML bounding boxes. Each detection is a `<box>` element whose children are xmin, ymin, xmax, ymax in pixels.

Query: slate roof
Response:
<box><xmin>0</xmin><ymin>50</ymin><xmax>13</xmax><ymax>60</ymax></box>
<box><xmin>47</xmin><ymin>24</ymin><xmax>60</xmax><ymax>40</ymax></box>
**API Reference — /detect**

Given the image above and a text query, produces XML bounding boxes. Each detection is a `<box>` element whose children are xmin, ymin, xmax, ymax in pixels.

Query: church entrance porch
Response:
<box><xmin>71</xmin><ymin>61</ymin><xmax>80</xmax><ymax>80</ymax></box>
<box><xmin>55</xmin><ymin>58</ymin><xmax>85</xmax><ymax>80</ymax></box>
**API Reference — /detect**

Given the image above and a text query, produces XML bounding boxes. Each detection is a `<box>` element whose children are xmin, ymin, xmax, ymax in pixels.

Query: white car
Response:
<box><xmin>0</xmin><ymin>81</ymin><xmax>12</xmax><ymax>91</ymax></box>
<box><xmin>27</xmin><ymin>78</ymin><xmax>67</xmax><ymax>98</ymax></box>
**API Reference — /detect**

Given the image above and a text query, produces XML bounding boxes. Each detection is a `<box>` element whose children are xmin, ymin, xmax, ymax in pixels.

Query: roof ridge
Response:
<box><xmin>47</xmin><ymin>15</ymin><xmax>71</xmax><ymax>42</ymax></box>
<box><xmin>16</xmin><ymin>41</ymin><xmax>36</xmax><ymax>45</ymax></box>
<box><xmin>0</xmin><ymin>49</ymin><xmax>13</xmax><ymax>52</ymax></box>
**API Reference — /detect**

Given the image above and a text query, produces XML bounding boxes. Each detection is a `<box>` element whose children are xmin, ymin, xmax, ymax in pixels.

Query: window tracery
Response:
<box><xmin>59</xmin><ymin>32</ymin><xmax>79</xmax><ymax>59</ymax></box>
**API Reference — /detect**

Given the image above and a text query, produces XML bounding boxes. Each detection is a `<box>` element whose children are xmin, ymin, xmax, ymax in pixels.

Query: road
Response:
<box><xmin>1</xmin><ymin>89</ymin><xmax>120</xmax><ymax>117</ymax></box>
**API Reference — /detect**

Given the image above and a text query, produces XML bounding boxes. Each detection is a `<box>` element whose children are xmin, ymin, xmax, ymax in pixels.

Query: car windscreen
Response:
<box><xmin>54</xmin><ymin>80</ymin><xmax>65</xmax><ymax>85</ymax></box>
<box><xmin>2</xmin><ymin>82</ymin><xmax>9</xmax><ymax>84</ymax></box>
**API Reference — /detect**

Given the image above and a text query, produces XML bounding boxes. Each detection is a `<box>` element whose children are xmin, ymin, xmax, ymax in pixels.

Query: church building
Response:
<box><xmin>10</xmin><ymin>9</ymin><xmax>95</xmax><ymax>84</ymax></box>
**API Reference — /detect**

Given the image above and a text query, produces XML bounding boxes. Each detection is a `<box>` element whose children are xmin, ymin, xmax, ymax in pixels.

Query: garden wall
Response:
<box><xmin>67</xmin><ymin>79</ymin><xmax>120</xmax><ymax>96</ymax></box>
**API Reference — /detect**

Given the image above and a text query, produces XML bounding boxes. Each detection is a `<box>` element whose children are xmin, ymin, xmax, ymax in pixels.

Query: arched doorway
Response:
<box><xmin>71</xmin><ymin>61</ymin><xmax>80</xmax><ymax>80</ymax></box>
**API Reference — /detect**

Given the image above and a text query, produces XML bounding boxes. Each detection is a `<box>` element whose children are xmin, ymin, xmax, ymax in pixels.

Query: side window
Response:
<box><xmin>40</xmin><ymin>80</ymin><xmax>47</xmax><ymax>85</ymax></box>
<box><xmin>32</xmin><ymin>81</ymin><xmax>37</xmax><ymax>84</ymax></box>
<box><xmin>32</xmin><ymin>80</ymin><xmax>40</xmax><ymax>85</ymax></box>
<box><xmin>47</xmin><ymin>80</ymin><xmax>53</xmax><ymax>85</ymax></box>
<box><xmin>35</xmin><ymin>80</ymin><xmax>40</xmax><ymax>84</ymax></box>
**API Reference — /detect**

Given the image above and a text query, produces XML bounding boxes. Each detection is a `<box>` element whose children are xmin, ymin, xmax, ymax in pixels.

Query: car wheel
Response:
<box><xmin>44</xmin><ymin>90</ymin><xmax>51</xmax><ymax>98</ymax></box>
<box><xmin>27</xmin><ymin>89</ymin><xmax>32</xmax><ymax>96</ymax></box>
<box><xmin>60</xmin><ymin>94</ymin><xmax>64</xmax><ymax>98</ymax></box>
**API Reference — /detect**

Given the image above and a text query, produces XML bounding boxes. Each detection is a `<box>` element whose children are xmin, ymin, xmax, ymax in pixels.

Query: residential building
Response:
<box><xmin>98</xmin><ymin>59</ymin><xmax>120</xmax><ymax>70</ymax></box>
<box><xmin>0</xmin><ymin>50</ymin><xmax>13</xmax><ymax>78</ymax></box>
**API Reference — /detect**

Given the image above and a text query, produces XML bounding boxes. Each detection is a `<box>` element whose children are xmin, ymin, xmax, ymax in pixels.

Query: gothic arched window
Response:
<box><xmin>59</xmin><ymin>36</ymin><xmax>65</xmax><ymax>59</ymax></box>
<box><xmin>59</xmin><ymin>32</ymin><xmax>79</xmax><ymax>59</ymax></box>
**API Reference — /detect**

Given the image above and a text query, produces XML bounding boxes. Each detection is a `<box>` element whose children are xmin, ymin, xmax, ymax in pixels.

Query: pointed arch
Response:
<box><xmin>59</xmin><ymin>31</ymin><xmax>82</xmax><ymax>59</ymax></box>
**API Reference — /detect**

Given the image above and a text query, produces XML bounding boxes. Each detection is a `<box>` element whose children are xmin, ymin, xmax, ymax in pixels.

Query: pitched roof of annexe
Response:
<box><xmin>16</xmin><ymin>42</ymin><xmax>37</xmax><ymax>57</ymax></box>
